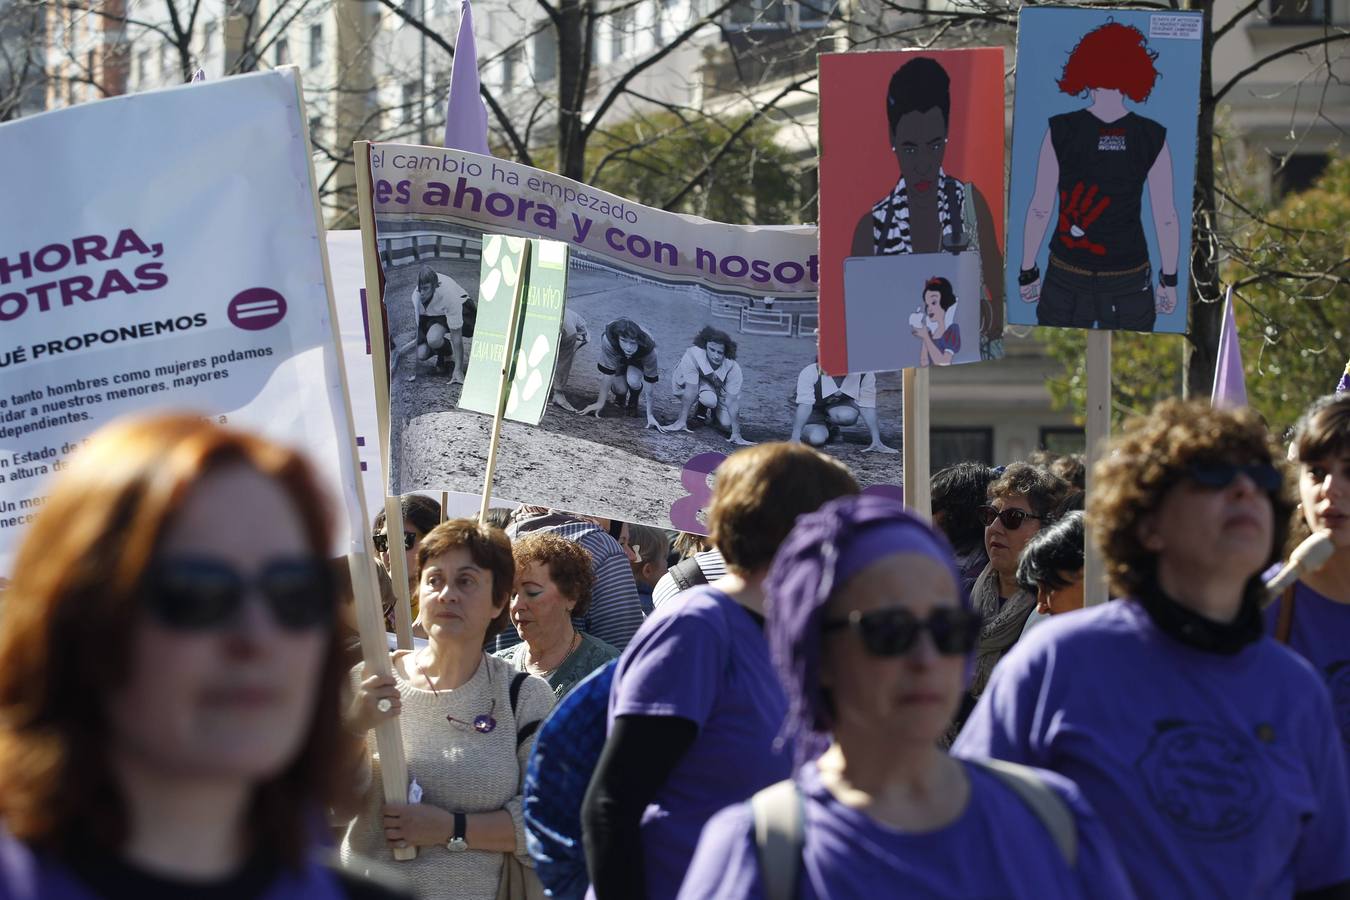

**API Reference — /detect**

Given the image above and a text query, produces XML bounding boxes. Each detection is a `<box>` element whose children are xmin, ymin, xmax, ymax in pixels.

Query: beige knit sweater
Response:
<box><xmin>339</xmin><ymin>650</ymin><xmax>555</xmax><ymax>900</ymax></box>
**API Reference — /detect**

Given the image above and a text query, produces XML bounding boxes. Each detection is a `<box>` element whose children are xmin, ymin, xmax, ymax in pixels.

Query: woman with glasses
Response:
<box><xmin>372</xmin><ymin>493</ymin><xmax>441</xmax><ymax>631</ymax></box>
<box><xmin>341</xmin><ymin>518</ymin><xmax>555</xmax><ymax>899</ymax></box>
<box><xmin>954</xmin><ymin>462</ymin><xmax>1068</xmax><ymax>739</ymax></box>
<box><xmin>1266</xmin><ymin>394</ymin><xmax>1350</xmax><ymax>780</ymax></box>
<box><xmin>0</xmin><ymin>415</ymin><xmax>412</xmax><ymax>899</ymax></box>
<box><xmin>678</xmin><ymin>495</ymin><xmax>1131</xmax><ymax>898</ymax></box>
<box><xmin>956</xmin><ymin>400</ymin><xmax>1350</xmax><ymax>896</ymax></box>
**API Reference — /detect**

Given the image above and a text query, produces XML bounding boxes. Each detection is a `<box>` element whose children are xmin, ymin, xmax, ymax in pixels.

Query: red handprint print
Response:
<box><xmin>1056</xmin><ymin>181</ymin><xmax>1112</xmax><ymax>256</ymax></box>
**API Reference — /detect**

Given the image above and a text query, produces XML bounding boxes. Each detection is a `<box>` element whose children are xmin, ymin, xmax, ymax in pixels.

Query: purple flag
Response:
<box><xmin>190</xmin><ymin>68</ymin><xmax>205</xmax><ymax>82</ymax></box>
<box><xmin>444</xmin><ymin>0</ymin><xmax>490</xmax><ymax>155</ymax></box>
<box><xmin>1337</xmin><ymin>359</ymin><xmax>1349</xmax><ymax>395</ymax></box>
<box><xmin>1212</xmin><ymin>286</ymin><xmax>1247</xmax><ymax>409</ymax></box>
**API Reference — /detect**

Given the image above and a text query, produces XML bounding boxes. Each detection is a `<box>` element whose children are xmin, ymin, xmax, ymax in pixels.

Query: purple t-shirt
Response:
<box><xmin>605</xmin><ymin>586</ymin><xmax>791</xmax><ymax>900</ymax></box>
<box><xmin>954</xmin><ymin>600</ymin><xmax>1350</xmax><ymax>898</ymax></box>
<box><xmin>1265</xmin><ymin>580</ymin><xmax>1350</xmax><ymax>778</ymax></box>
<box><xmin>676</xmin><ymin>759</ymin><xmax>1132</xmax><ymax>900</ymax></box>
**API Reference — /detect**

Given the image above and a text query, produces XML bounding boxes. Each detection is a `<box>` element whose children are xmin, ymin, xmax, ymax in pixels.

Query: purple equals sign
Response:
<box><xmin>228</xmin><ymin>288</ymin><xmax>288</xmax><ymax>331</ymax></box>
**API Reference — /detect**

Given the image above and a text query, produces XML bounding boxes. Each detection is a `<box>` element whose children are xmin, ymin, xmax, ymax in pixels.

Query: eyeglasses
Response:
<box><xmin>976</xmin><ymin>505</ymin><xmax>1042</xmax><ymax>530</ymax></box>
<box><xmin>372</xmin><ymin>530</ymin><xmax>417</xmax><ymax>553</ymax></box>
<box><xmin>1184</xmin><ymin>462</ymin><xmax>1281</xmax><ymax>493</ymax></box>
<box><xmin>822</xmin><ymin>607</ymin><xmax>983</xmax><ymax>657</ymax></box>
<box><xmin>144</xmin><ymin>556</ymin><xmax>334</xmax><ymax>631</ymax></box>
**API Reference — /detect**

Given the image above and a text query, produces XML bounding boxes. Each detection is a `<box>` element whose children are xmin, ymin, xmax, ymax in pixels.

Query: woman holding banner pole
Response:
<box><xmin>341</xmin><ymin>518</ymin><xmax>555</xmax><ymax>899</ymax></box>
<box><xmin>954</xmin><ymin>400</ymin><xmax>1350</xmax><ymax>896</ymax></box>
<box><xmin>0</xmin><ymin>415</ymin><xmax>412</xmax><ymax>899</ymax></box>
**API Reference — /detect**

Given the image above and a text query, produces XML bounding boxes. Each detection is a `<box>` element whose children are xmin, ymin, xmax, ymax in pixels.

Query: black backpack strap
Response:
<box><xmin>752</xmin><ymin>780</ymin><xmax>805</xmax><ymax>900</ymax></box>
<box><xmin>508</xmin><ymin>671</ymin><xmax>541</xmax><ymax>749</ymax></box>
<box><xmin>668</xmin><ymin>556</ymin><xmax>708</xmax><ymax>594</ymax></box>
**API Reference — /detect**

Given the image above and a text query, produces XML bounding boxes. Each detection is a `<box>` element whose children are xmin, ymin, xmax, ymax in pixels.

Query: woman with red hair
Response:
<box><xmin>1017</xmin><ymin>21</ymin><xmax>1181</xmax><ymax>333</ymax></box>
<box><xmin>0</xmin><ymin>414</ymin><xmax>411</xmax><ymax>899</ymax></box>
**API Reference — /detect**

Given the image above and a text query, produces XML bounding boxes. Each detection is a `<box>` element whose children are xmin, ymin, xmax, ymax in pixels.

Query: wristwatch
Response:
<box><xmin>446</xmin><ymin>812</ymin><xmax>468</xmax><ymax>852</ymax></box>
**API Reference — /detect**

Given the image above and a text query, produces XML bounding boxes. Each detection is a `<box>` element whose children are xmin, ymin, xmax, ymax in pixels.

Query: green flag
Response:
<box><xmin>459</xmin><ymin>234</ymin><xmax>569</xmax><ymax>425</ymax></box>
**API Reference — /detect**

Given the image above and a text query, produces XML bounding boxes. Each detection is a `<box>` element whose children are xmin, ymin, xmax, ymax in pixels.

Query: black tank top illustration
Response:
<box><xmin>1048</xmin><ymin>109</ymin><xmax>1166</xmax><ymax>270</ymax></box>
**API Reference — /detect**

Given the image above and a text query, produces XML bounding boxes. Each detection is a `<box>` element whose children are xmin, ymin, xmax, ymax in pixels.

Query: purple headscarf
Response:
<box><xmin>765</xmin><ymin>494</ymin><xmax>963</xmax><ymax>764</ymax></box>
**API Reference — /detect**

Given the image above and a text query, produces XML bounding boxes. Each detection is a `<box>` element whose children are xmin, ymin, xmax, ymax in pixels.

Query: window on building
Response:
<box><xmin>137</xmin><ymin>49</ymin><xmax>150</xmax><ymax>86</ymax></box>
<box><xmin>309</xmin><ymin>114</ymin><xmax>323</xmax><ymax>144</ymax></box>
<box><xmin>203</xmin><ymin>19</ymin><xmax>216</xmax><ymax>56</ymax></box>
<box><xmin>308</xmin><ymin>24</ymin><xmax>324</xmax><ymax>68</ymax></box>
<box><xmin>1272</xmin><ymin>152</ymin><xmax>1330</xmax><ymax>197</ymax></box>
<box><xmin>931</xmin><ymin>428</ymin><xmax>994</xmax><ymax>472</ymax></box>
<box><xmin>402</xmin><ymin>81</ymin><xmax>418</xmax><ymax>125</ymax></box>
<box><xmin>435</xmin><ymin>0</ymin><xmax>451</xmax><ymax>15</ymax></box>
<box><xmin>610</xmin><ymin>8</ymin><xmax>632</xmax><ymax>61</ymax></box>
<box><xmin>502</xmin><ymin>46</ymin><xmax>522</xmax><ymax>92</ymax></box>
<box><xmin>402</xmin><ymin>0</ymin><xmax>424</xmax><ymax>16</ymax></box>
<box><xmin>275</xmin><ymin>37</ymin><xmax>290</xmax><ymax>66</ymax></box>
<box><xmin>654</xmin><ymin>0</ymin><xmax>677</xmax><ymax>44</ymax></box>
<box><xmin>726</xmin><ymin>0</ymin><xmax>832</xmax><ymax>28</ymax></box>
<box><xmin>1268</xmin><ymin>0</ymin><xmax>1329</xmax><ymax>22</ymax></box>
<box><xmin>158</xmin><ymin>44</ymin><xmax>168</xmax><ymax>81</ymax></box>
<box><xmin>1039</xmin><ymin>427</ymin><xmax>1086</xmax><ymax>457</ymax></box>
<box><xmin>533</xmin><ymin>26</ymin><xmax>556</xmax><ymax>82</ymax></box>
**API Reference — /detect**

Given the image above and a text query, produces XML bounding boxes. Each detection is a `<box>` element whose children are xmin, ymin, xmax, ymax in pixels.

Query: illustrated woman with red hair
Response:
<box><xmin>1017</xmin><ymin>22</ymin><xmax>1181</xmax><ymax>332</ymax></box>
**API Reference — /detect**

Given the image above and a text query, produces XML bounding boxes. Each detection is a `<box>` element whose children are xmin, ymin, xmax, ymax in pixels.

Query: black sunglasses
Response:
<box><xmin>822</xmin><ymin>607</ymin><xmax>983</xmax><ymax>657</ymax></box>
<box><xmin>372</xmin><ymin>530</ymin><xmax>417</xmax><ymax>553</ymax></box>
<box><xmin>976</xmin><ymin>505</ymin><xmax>1042</xmax><ymax>530</ymax></box>
<box><xmin>1184</xmin><ymin>462</ymin><xmax>1281</xmax><ymax>493</ymax></box>
<box><xmin>144</xmin><ymin>556</ymin><xmax>335</xmax><ymax>631</ymax></box>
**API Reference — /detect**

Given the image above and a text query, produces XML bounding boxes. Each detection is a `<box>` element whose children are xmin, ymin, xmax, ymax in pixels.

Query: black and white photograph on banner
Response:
<box><xmin>369</xmin><ymin>202</ymin><xmax>904</xmax><ymax>531</ymax></box>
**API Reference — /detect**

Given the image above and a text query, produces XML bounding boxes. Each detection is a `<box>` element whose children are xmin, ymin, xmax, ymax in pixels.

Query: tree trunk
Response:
<box><xmin>555</xmin><ymin>0</ymin><xmax>588</xmax><ymax>181</ymax></box>
<box><xmin>1187</xmin><ymin>0</ymin><xmax>1222</xmax><ymax>398</ymax></box>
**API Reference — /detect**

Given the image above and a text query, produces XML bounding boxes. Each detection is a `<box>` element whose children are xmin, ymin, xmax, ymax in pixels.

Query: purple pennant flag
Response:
<box><xmin>1212</xmin><ymin>286</ymin><xmax>1248</xmax><ymax>409</ymax></box>
<box><xmin>1337</xmin><ymin>358</ymin><xmax>1349</xmax><ymax>395</ymax></box>
<box><xmin>444</xmin><ymin>0</ymin><xmax>490</xmax><ymax>154</ymax></box>
<box><xmin>190</xmin><ymin>67</ymin><xmax>205</xmax><ymax>82</ymax></box>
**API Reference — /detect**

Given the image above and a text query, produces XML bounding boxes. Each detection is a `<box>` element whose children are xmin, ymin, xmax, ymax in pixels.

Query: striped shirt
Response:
<box><xmin>489</xmin><ymin>514</ymin><xmax>646</xmax><ymax>653</ymax></box>
<box><xmin>652</xmin><ymin>548</ymin><xmax>727</xmax><ymax>609</ymax></box>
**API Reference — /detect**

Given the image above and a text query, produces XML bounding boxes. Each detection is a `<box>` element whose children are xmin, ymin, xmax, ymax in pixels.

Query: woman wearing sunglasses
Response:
<box><xmin>955</xmin><ymin>400</ymin><xmax>1350</xmax><ymax>896</ymax></box>
<box><xmin>341</xmin><ymin>518</ymin><xmax>555</xmax><ymax>900</ymax></box>
<box><xmin>952</xmin><ymin>462</ymin><xmax>1068</xmax><ymax>740</ymax></box>
<box><xmin>1266</xmin><ymin>394</ymin><xmax>1350</xmax><ymax>781</ymax></box>
<box><xmin>678</xmin><ymin>495</ymin><xmax>1131</xmax><ymax>899</ymax></box>
<box><xmin>0</xmin><ymin>415</ymin><xmax>412</xmax><ymax>899</ymax></box>
<box><xmin>372</xmin><ymin>493</ymin><xmax>441</xmax><ymax>630</ymax></box>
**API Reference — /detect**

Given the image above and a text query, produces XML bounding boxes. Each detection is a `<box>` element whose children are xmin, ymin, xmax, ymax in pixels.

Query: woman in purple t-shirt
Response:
<box><xmin>581</xmin><ymin>444</ymin><xmax>859</xmax><ymax>900</ymax></box>
<box><xmin>956</xmin><ymin>400</ymin><xmax>1350</xmax><ymax>897</ymax></box>
<box><xmin>679</xmin><ymin>495</ymin><xmax>1133</xmax><ymax>899</ymax></box>
<box><xmin>1266</xmin><ymin>394</ymin><xmax>1350</xmax><ymax>774</ymax></box>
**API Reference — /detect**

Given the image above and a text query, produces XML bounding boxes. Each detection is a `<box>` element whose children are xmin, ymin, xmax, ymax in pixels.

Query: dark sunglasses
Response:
<box><xmin>372</xmin><ymin>530</ymin><xmax>417</xmax><ymax>553</ymax></box>
<box><xmin>976</xmin><ymin>505</ymin><xmax>1042</xmax><ymax>530</ymax></box>
<box><xmin>144</xmin><ymin>556</ymin><xmax>335</xmax><ymax>631</ymax></box>
<box><xmin>822</xmin><ymin>607</ymin><xmax>983</xmax><ymax>657</ymax></box>
<box><xmin>1184</xmin><ymin>462</ymin><xmax>1281</xmax><ymax>493</ymax></box>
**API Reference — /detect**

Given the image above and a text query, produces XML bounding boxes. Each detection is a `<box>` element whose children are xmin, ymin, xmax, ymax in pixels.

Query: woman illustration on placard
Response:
<box><xmin>910</xmin><ymin>276</ymin><xmax>960</xmax><ymax>366</ymax></box>
<box><xmin>1016</xmin><ymin>21</ymin><xmax>1180</xmax><ymax>332</ymax></box>
<box><xmin>851</xmin><ymin>56</ymin><xmax>1004</xmax><ymax>360</ymax></box>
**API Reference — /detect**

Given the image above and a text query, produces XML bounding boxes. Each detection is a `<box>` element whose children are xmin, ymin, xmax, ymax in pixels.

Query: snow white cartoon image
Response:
<box><xmin>909</xmin><ymin>276</ymin><xmax>960</xmax><ymax>366</ymax></box>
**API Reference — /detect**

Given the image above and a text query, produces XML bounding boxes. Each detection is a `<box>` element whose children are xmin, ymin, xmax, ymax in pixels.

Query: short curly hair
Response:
<box><xmin>511</xmin><ymin>532</ymin><xmax>595</xmax><ymax>617</ymax></box>
<box><xmin>1087</xmin><ymin>399</ymin><xmax>1294</xmax><ymax>599</ymax></box>
<box><xmin>988</xmin><ymin>462</ymin><xmax>1070</xmax><ymax>521</ymax></box>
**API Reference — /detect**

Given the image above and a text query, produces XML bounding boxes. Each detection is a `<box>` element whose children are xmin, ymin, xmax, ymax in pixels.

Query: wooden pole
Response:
<box><xmin>902</xmin><ymin>367</ymin><xmax>931</xmax><ymax>520</ymax></box>
<box><xmin>353</xmin><ymin>140</ymin><xmax>416</xmax><ymax>860</ymax></box>
<box><xmin>479</xmin><ymin>239</ymin><xmax>532</xmax><ymax>523</ymax></box>
<box><xmin>1083</xmin><ymin>330</ymin><xmax>1112</xmax><ymax>607</ymax></box>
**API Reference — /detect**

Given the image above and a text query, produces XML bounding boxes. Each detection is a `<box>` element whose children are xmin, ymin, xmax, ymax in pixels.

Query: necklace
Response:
<box><xmin>415</xmin><ymin>649</ymin><xmax>497</xmax><ymax>734</ymax></box>
<box><xmin>527</xmin><ymin>630</ymin><xmax>581</xmax><ymax>677</ymax></box>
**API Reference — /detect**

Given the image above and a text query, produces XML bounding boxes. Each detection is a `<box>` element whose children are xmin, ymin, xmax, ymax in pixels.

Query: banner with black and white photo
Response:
<box><xmin>365</xmin><ymin>144</ymin><xmax>904</xmax><ymax>531</ymax></box>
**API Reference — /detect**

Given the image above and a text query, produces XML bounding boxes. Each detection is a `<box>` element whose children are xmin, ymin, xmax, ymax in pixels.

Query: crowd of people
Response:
<box><xmin>1</xmin><ymin>390</ymin><xmax>1348</xmax><ymax>899</ymax></box>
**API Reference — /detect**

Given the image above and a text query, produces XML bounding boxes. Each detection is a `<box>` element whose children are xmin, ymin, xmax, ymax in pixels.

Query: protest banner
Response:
<box><xmin>355</xmin><ymin>142</ymin><xmax>904</xmax><ymax>532</ymax></box>
<box><xmin>818</xmin><ymin>48</ymin><xmax>1007</xmax><ymax>375</ymax></box>
<box><xmin>0</xmin><ymin>71</ymin><xmax>416</xmax><ymax>858</ymax></box>
<box><xmin>459</xmin><ymin>236</ymin><xmax>569</xmax><ymax>425</ymax></box>
<box><xmin>1007</xmin><ymin>7</ymin><xmax>1203</xmax><ymax>334</ymax></box>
